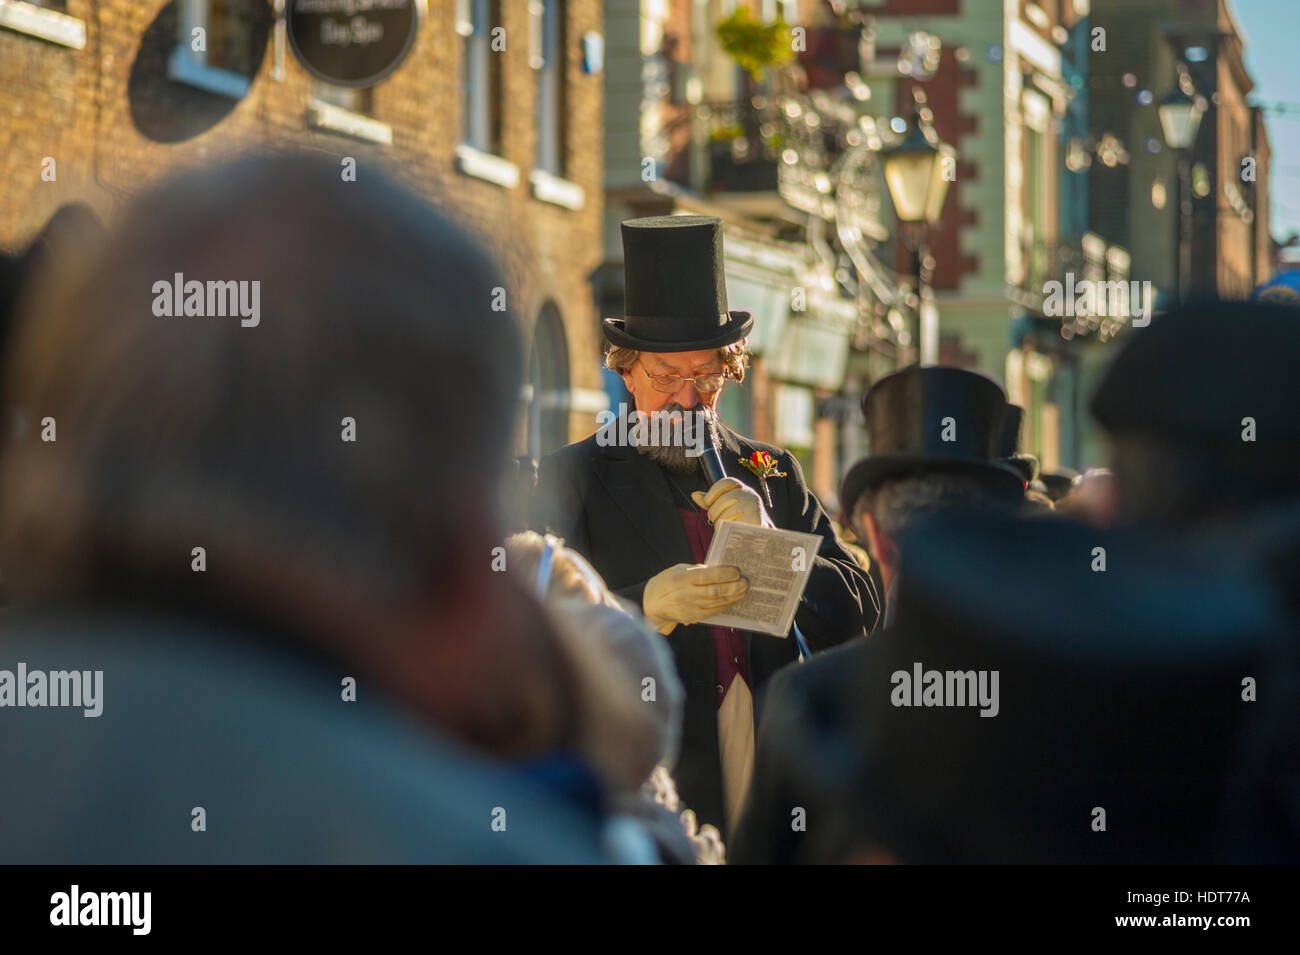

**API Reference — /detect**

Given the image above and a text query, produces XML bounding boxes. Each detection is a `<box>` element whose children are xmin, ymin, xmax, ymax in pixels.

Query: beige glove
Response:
<box><xmin>642</xmin><ymin>563</ymin><xmax>748</xmax><ymax>634</ymax></box>
<box><xmin>679</xmin><ymin>808</ymin><xmax>726</xmax><ymax>865</ymax></box>
<box><xmin>691</xmin><ymin>477</ymin><xmax>773</xmax><ymax>528</ymax></box>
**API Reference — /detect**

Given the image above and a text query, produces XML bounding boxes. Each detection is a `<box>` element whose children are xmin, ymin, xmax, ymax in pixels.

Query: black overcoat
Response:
<box><xmin>532</xmin><ymin>417</ymin><xmax>880</xmax><ymax>832</ymax></box>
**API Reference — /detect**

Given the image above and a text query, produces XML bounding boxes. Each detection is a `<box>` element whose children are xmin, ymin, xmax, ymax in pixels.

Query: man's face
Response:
<box><xmin>621</xmin><ymin>348</ymin><xmax>726</xmax><ymax>414</ymax></box>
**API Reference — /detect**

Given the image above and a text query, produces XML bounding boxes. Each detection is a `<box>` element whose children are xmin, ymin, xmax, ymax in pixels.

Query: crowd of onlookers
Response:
<box><xmin>0</xmin><ymin>154</ymin><xmax>1295</xmax><ymax>863</ymax></box>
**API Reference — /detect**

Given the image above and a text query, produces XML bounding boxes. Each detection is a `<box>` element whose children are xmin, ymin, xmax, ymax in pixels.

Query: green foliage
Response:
<box><xmin>716</xmin><ymin>7</ymin><xmax>793</xmax><ymax>80</ymax></box>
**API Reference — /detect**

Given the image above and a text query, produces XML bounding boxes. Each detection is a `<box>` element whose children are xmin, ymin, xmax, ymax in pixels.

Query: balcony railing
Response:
<box><xmin>700</xmin><ymin>100</ymin><xmax>782</xmax><ymax>193</ymax></box>
<box><xmin>1019</xmin><ymin>234</ymin><xmax>1136</xmax><ymax>342</ymax></box>
<box><xmin>656</xmin><ymin>99</ymin><xmax>784</xmax><ymax>195</ymax></box>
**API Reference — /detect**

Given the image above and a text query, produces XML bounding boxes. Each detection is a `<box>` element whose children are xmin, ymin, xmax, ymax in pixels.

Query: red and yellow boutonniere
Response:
<box><xmin>739</xmin><ymin>450</ymin><xmax>786</xmax><ymax>507</ymax></box>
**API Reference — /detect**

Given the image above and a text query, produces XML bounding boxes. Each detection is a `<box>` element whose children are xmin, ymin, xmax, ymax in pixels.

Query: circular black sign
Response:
<box><xmin>287</xmin><ymin>0</ymin><xmax>423</xmax><ymax>88</ymax></box>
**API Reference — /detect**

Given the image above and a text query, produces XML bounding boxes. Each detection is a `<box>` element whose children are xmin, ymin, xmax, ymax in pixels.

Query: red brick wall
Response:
<box><xmin>895</xmin><ymin>46</ymin><xmax>981</xmax><ymax>291</ymax></box>
<box><xmin>1</xmin><ymin>0</ymin><xmax>606</xmax><ymax>431</ymax></box>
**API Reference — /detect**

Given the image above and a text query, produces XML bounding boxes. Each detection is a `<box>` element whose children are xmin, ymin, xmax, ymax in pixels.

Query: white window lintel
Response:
<box><xmin>0</xmin><ymin>0</ymin><xmax>86</xmax><ymax>49</ymax></box>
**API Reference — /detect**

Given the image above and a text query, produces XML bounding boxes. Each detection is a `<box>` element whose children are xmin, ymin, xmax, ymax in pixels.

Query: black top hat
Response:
<box><xmin>602</xmin><ymin>215</ymin><xmax>753</xmax><ymax>352</ymax></box>
<box><xmin>1092</xmin><ymin>301</ymin><xmax>1300</xmax><ymax>448</ymax></box>
<box><xmin>840</xmin><ymin>367</ymin><xmax>1023</xmax><ymax>516</ymax></box>
<box><xmin>997</xmin><ymin>404</ymin><xmax>1039</xmax><ymax>485</ymax></box>
<box><xmin>841</xmin><ymin>511</ymin><xmax>1290</xmax><ymax>863</ymax></box>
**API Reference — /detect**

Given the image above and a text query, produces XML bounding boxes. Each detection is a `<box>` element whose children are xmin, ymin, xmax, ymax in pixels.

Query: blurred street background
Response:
<box><xmin>1</xmin><ymin>0</ymin><xmax>1293</xmax><ymax>513</ymax></box>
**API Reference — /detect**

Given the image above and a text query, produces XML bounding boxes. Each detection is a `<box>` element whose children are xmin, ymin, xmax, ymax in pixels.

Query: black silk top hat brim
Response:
<box><xmin>603</xmin><ymin>215</ymin><xmax>754</xmax><ymax>353</ymax></box>
<box><xmin>839</xmin><ymin>510</ymin><xmax>1291</xmax><ymax>864</ymax></box>
<box><xmin>840</xmin><ymin>367</ymin><xmax>1024</xmax><ymax>516</ymax></box>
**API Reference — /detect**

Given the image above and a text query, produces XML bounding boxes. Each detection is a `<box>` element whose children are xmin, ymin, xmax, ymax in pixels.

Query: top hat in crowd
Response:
<box><xmin>997</xmin><ymin>404</ymin><xmax>1039</xmax><ymax>486</ymax></box>
<box><xmin>602</xmin><ymin>215</ymin><xmax>753</xmax><ymax>352</ymax></box>
<box><xmin>1091</xmin><ymin>300</ymin><xmax>1300</xmax><ymax>456</ymax></box>
<box><xmin>840</xmin><ymin>366</ymin><xmax>1024</xmax><ymax>517</ymax></box>
<box><xmin>837</xmin><ymin>510</ymin><xmax>1293</xmax><ymax>863</ymax></box>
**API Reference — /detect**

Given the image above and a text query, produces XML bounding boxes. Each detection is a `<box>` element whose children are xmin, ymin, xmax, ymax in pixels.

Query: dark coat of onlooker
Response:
<box><xmin>733</xmin><ymin>511</ymin><xmax>1294</xmax><ymax>864</ymax></box>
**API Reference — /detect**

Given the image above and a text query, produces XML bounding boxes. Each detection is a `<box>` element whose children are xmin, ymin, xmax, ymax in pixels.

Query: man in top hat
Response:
<box><xmin>1091</xmin><ymin>299</ymin><xmax>1300</xmax><ymax>527</ymax></box>
<box><xmin>731</xmin><ymin>366</ymin><xmax>1025</xmax><ymax>861</ymax></box>
<box><xmin>1087</xmin><ymin>300</ymin><xmax>1300</xmax><ymax>612</ymax></box>
<box><xmin>533</xmin><ymin>215</ymin><xmax>879</xmax><ymax>834</ymax></box>
<box><xmin>838</xmin><ymin>366</ymin><xmax>1025</xmax><ymax>626</ymax></box>
<box><xmin>737</xmin><ymin>509</ymin><xmax>1293</xmax><ymax>864</ymax></box>
<box><xmin>1089</xmin><ymin>299</ymin><xmax>1300</xmax><ymax>854</ymax></box>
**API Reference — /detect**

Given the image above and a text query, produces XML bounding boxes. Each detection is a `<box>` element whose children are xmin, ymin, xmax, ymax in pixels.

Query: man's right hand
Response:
<box><xmin>642</xmin><ymin>564</ymin><xmax>748</xmax><ymax>634</ymax></box>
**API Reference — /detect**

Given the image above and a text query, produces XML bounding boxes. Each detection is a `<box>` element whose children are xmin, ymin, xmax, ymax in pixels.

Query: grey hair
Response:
<box><xmin>853</xmin><ymin>472</ymin><xmax>1013</xmax><ymax>539</ymax></box>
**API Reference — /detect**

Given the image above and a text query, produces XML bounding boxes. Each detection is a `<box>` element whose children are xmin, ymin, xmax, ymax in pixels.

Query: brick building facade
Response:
<box><xmin>0</xmin><ymin>0</ymin><xmax>606</xmax><ymax>453</ymax></box>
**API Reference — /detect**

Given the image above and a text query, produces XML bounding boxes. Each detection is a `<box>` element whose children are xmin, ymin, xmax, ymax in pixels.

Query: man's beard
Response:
<box><xmin>634</xmin><ymin>402</ymin><xmax>710</xmax><ymax>475</ymax></box>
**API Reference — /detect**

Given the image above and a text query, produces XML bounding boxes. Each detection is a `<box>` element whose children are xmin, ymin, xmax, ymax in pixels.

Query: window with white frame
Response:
<box><xmin>458</xmin><ymin>0</ymin><xmax>503</xmax><ymax>155</ymax></box>
<box><xmin>533</xmin><ymin>0</ymin><xmax>567</xmax><ymax>177</ymax></box>
<box><xmin>170</xmin><ymin>0</ymin><xmax>266</xmax><ymax>98</ymax></box>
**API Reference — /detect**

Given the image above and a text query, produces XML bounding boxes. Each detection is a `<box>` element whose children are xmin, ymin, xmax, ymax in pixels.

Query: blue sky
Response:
<box><xmin>1234</xmin><ymin>0</ymin><xmax>1300</xmax><ymax>251</ymax></box>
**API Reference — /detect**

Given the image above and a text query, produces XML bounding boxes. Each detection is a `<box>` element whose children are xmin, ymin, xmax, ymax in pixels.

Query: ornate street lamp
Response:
<box><xmin>1158</xmin><ymin>64</ymin><xmax>1206</xmax><ymax>304</ymax></box>
<box><xmin>881</xmin><ymin>109</ymin><xmax>953</xmax><ymax>225</ymax></box>
<box><xmin>1157</xmin><ymin>68</ymin><xmax>1205</xmax><ymax>150</ymax></box>
<box><xmin>881</xmin><ymin>100</ymin><xmax>954</xmax><ymax>364</ymax></box>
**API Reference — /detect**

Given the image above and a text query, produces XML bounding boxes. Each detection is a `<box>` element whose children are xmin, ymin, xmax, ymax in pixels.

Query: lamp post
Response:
<box><xmin>881</xmin><ymin>97</ymin><xmax>954</xmax><ymax>365</ymax></box>
<box><xmin>1158</xmin><ymin>64</ymin><xmax>1205</xmax><ymax>306</ymax></box>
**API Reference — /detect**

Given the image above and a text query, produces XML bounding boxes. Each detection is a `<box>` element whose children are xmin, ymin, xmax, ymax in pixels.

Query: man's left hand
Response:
<box><xmin>691</xmin><ymin>477</ymin><xmax>773</xmax><ymax>529</ymax></box>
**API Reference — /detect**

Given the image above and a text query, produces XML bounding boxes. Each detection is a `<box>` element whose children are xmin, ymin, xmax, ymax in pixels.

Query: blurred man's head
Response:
<box><xmin>840</xmin><ymin>367</ymin><xmax>1025</xmax><ymax>594</ymax></box>
<box><xmin>841</xmin><ymin>511</ymin><xmax>1290</xmax><ymax>864</ymax></box>
<box><xmin>0</xmin><ymin>154</ymin><xmax>576</xmax><ymax>756</ymax></box>
<box><xmin>850</xmin><ymin>472</ymin><xmax>1016</xmax><ymax>593</ymax></box>
<box><xmin>1091</xmin><ymin>300</ymin><xmax>1300</xmax><ymax>526</ymax></box>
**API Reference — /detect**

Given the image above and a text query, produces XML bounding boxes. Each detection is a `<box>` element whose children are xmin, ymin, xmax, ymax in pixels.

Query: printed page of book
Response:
<box><xmin>701</xmin><ymin>521</ymin><xmax>822</xmax><ymax>637</ymax></box>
